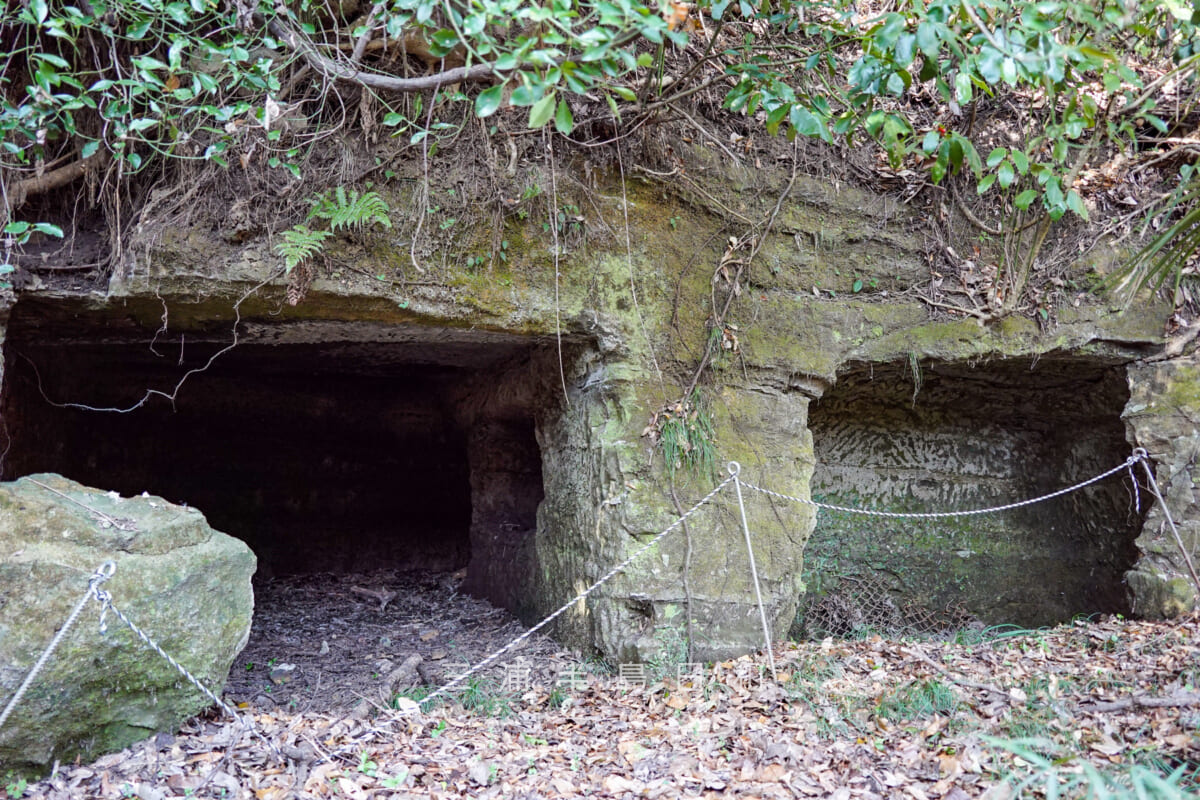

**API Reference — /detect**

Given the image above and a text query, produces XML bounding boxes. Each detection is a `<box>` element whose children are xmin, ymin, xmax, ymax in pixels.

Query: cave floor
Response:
<box><xmin>223</xmin><ymin>569</ymin><xmax>584</xmax><ymax>715</ymax></box>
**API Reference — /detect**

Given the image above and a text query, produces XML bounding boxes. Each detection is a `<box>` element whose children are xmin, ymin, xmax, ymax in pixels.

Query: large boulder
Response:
<box><xmin>0</xmin><ymin>474</ymin><xmax>255</xmax><ymax>778</ymax></box>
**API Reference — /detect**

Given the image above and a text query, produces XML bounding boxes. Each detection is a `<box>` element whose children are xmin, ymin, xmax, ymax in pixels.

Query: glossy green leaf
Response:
<box><xmin>1066</xmin><ymin>189</ymin><xmax>1088</xmax><ymax>219</ymax></box>
<box><xmin>997</xmin><ymin>161</ymin><xmax>1015</xmax><ymax>189</ymax></box>
<box><xmin>510</xmin><ymin>84</ymin><xmax>536</xmax><ymax>106</ymax></box>
<box><xmin>475</xmin><ymin>84</ymin><xmax>504</xmax><ymax>118</ymax></box>
<box><xmin>915</xmin><ymin>21</ymin><xmax>938</xmax><ymax>58</ymax></box>
<box><xmin>1014</xmin><ymin>189</ymin><xmax>1038</xmax><ymax>210</ymax></box>
<box><xmin>529</xmin><ymin>92</ymin><xmax>556</xmax><ymax>128</ymax></box>
<box><xmin>554</xmin><ymin>98</ymin><xmax>574</xmax><ymax>134</ymax></box>
<box><xmin>33</xmin><ymin>222</ymin><xmax>64</xmax><ymax>237</ymax></box>
<box><xmin>954</xmin><ymin>71</ymin><xmax>972</xmax><ymax>104</ymax></box>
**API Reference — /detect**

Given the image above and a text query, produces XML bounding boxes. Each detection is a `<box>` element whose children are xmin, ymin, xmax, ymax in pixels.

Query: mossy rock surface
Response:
<box><xmin>0</xmin><ymin>474</ymin><xmax>255</xmax><ymax>779</ymax></box>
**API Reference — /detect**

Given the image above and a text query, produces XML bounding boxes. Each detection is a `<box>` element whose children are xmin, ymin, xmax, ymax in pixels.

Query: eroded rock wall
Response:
<box><xmin>1123</xmin><ymin>356</ymin><xmax>1200</xmax><ymax>616</ymax></box>
<box><xmin>0</xmin><ymin>163</ymin><xmax>1196</xmax><ymax>667</ymax></box>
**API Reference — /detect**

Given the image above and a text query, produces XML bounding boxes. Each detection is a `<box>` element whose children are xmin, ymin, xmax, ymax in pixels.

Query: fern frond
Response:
<box><xmin>275</xmin><ymin>225</ymin><xmax>331</xmax><ymax>273</ymax></box>
<box><xmin>307</xmin><ymin>186</ymin><xmax>392</xmax><ymax>232</ymax></box>
<box><xmin>1104</xmin><ymin>174</ymin><xmax>1200</xmax><ymax>305</ymax></box>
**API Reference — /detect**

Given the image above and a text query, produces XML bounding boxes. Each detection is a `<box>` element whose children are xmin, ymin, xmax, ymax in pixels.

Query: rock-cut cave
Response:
<box><xmin>804</xmin><ymin>356</ymin><xmax>1146</xmax><ymax>629</ymax></box>
<box><xmin>0</xmin><ymin>297</ymin><xmax>577</xmax><ymax>621</ymax></box>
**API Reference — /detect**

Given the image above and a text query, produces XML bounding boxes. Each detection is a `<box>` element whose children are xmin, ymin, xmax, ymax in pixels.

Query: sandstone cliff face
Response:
<box><xmin>0</xmin><ymin>164</ymin><xmax>1193</xmax><ymax>666</ymax></box>
<box><xmin>1123</xmin><ymin>357</ymin><xmax>1200</xmax><ymax>618</ymax></box>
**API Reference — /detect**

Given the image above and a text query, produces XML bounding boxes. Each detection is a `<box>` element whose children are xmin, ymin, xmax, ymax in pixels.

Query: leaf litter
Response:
<box><xmin>12</xmin><ymin>581</ymin><xmax>1199</xmax><ymax>799</ymax></box>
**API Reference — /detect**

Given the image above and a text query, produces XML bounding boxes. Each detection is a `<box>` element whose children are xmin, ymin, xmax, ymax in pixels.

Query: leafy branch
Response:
<box><xmin>3</xmin><ymin>0</ymin><xmax>1198</xmax><ymax>318</ymax></box>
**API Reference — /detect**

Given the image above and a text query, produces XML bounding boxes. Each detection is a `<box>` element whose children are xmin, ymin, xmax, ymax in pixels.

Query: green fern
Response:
<box><xmin>274</xmin><ymin>186</ymin><xmax>391</xmax><ymax>274</ymax></box>
<box><xmin>275</xmin><ymin>225</ymin><xmax>331</xmax><ymax>273</ymax></box>
<box><xmin>307</xmin><ymin>186</ymin><xmax>392</xmax><ymax>232</ymax></box>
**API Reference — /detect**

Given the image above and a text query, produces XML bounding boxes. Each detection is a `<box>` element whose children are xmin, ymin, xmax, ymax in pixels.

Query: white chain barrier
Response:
<box><xmin>742</xmin><ymin>449</ymin><xmax>1148</xmax><ymax>519</ymax></box>
<box><xmin>399</xmin><ymin>473</ymin><xmax>738</xmax><ymax>714</ymax></box>
<box><xmin>0</xmin><ymin>561</ymin><xmax>278</xmax><ymax>758</ymax></box>
<box><xmin>89</xmin><ymin>579</ymin><xmax>281</xmax><ymax>757</ymax></box>
<box><xmin>399</xmin><ymin>448</ymin><xmax>1158</xmax><ymax>714</ymax></box>
<box><xmin>0</xmin><ymin>562</ymin><xmax>115</xmax><ymax>732</ymax></box>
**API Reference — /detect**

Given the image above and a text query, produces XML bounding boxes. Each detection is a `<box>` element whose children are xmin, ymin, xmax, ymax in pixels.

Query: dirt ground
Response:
<box><xmin>222</xmin><ymin>569</ymin><xmax>586</xmax><ymax>716</ymax></box>
<box><xmin>10</xmin><ymin>584</ymin><xmax>1200</xmax><ymax>799</ymax></box>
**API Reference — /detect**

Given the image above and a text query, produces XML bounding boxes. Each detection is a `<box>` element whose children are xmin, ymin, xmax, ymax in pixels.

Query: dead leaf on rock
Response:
<box><xmin>665</xmin><ymin>691</ymin><xmax>689</xmax><ymax>710</ymax></box>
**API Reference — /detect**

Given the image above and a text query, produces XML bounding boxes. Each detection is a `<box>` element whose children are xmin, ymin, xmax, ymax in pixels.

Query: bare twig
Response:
<box><xmin>269</xmin><ymin>15</ymin><xmax>496</xmax><ymax>92</ymax></box>
<box><xmin>681</xmin><ymin>142</ymin><xmax>800</xmax><ymax>402</ymax></box>
<box><xmin>350</xmin><ymin>3</ymin><xmax>386</xmax><ymax>64</ymax></box>
<box><xmin>903</xmin><ymin>647</ymin><xmax>1010</xmax><ymax>701</ymax></box>
<box><xmin>350</xmin><ymin>585</ymin><xmax>398</xmax><ymax>611</ymax></box>
<box><xmin>669</xmin><ymin>481</ymin><xmax>696</xmax><ymax>663</ymax></box>
<box><xmin>22</xmin><ymin>270</ymin><xmax>282</xmax><ymax>413</ymax></box>
<box><xmin>545</xmin><ymin>130</ymin><xmax>570</xmax><ymax>406</ymax></box>
<box><xmin>919</xmin><ymin>296</ymin><xmax>992</xmax><ymax>321</ymax></box>
<box><xmin>1081</xmin><ymin>692</ymin><xmax>1200</xmax><ymax>713</ymax></box>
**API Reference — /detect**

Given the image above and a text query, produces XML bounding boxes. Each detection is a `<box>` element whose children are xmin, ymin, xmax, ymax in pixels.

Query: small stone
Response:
<box><xmin>468</xmin><ymin>760</ymin><xmax>493</xmax><ymax>786</ymax></box>
<box><xmin>134</xmin><ymin>783</ymin><xmax>166</xmax><ymax>800</ymax></box>
<box><xmin>429</xmin><ymin>648</ymin><xmax>447</xmax><ymax>660</ymax></box>
<box><xmin>319</xmin><ymin>640</ymin><xmax>330</xmax><ymax>656</ymax></box>
<box><xmin>269</xmin><ymin>663</ymin><xmax>297</xmax><ymax>684</ymax></box>
<box><xmin>394</xmin><ymin>697</ymin><xmax>421</xmax><ymax>714</ymax></box>
<box><xmin>419</xmin><ymin>630</ymin><xmax>439</xmax><ymax>642</ymax></box>
<box><xmin>379</xmin><ymin>636</ymin><xmax>392</xmax><ymax>648</ymax></box>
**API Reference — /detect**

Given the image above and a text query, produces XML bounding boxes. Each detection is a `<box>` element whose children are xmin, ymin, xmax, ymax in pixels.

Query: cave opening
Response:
<box><xmin>803</xmin><ymin>356</ymin><xmax>1145</xmax><ymax>631</ymax></box>
<box><xmin>0</xmin><ymin>298</ymin><xmax>574</xmax><ymax>621</ymax></box>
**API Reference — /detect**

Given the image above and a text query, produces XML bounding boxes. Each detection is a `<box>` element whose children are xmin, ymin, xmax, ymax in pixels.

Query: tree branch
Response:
<box><xmin>6</xmin><ymin>150</ymin><xmax>109</xmax><ymax>210</ymax></box>
<box><xmin>268</xmin><ymin>5</ymin><xmax>642</xmax><ymax>95</ymax></box>
<box><xmin>337</xmin><ymin>29</ymin><xmax>466</xmax><ymax>70</ymax></box>
<box><xmin>350</xmin><ymin>3</ymin><xmax>385</xmax><ymax>64</ymax></box>
<box><xmin>267</xmin><ymin>14</ymin><xmax>497</xmax><ymax>92</ymax></box>
<box><xmin>1081</xmin><ymin>692</ymin><xmax>1200</xmax><ymax>713</ymax></box>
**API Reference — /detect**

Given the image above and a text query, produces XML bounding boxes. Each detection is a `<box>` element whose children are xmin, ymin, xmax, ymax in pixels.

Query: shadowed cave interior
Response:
<box><xmin>0</xmin><ymin>299</ymin><xmax>566</xmax><ymax>620</ymax></box>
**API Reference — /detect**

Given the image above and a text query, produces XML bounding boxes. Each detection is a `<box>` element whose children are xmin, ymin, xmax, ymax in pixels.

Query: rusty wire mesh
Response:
<box><xmin>795</xmin><ymin>574</ymin><xmax>983</xmax><ymax>640</ymax></box>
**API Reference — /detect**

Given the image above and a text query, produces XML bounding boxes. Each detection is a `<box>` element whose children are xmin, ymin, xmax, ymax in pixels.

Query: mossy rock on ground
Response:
<box><xmin>0</xmin><ymin>474</ymin><xmax>255</xmax><ymax>779</ymax></box>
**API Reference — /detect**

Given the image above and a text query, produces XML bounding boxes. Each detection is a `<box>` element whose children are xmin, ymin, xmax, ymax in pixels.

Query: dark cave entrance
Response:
<box><xmin>803</xmin><ymin>356</ymin><xmax>1145</xmax><ymax>630</ymax></box>
<box><xmin>0</xmin><ymin>298</ymin><xmax>569</xmax><ymax>619</ymax></box>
